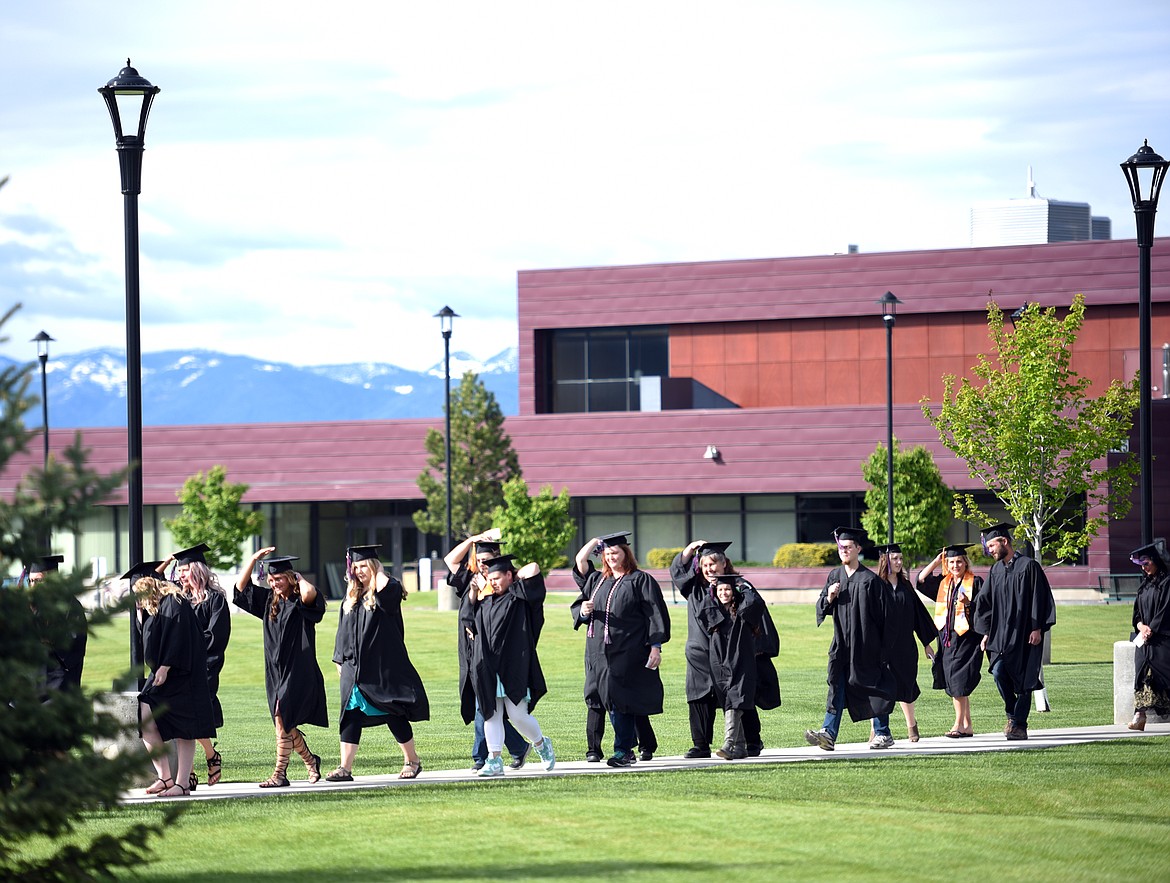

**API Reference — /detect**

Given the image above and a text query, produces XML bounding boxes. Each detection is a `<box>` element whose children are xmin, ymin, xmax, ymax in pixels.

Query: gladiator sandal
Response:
<box><xmin>260</xmin><ymin>731</ymin><xmax>293</xmax><ymax>787</ymax></box>
<box><xmin>206</xmin><ymin>748</ymin><xmax>223</xmax><ymax>786</ymax></box>
<box><xmin>288</xmin><ymin>728</ymin><xmax>319</xmax><ymax>782</ymax></box>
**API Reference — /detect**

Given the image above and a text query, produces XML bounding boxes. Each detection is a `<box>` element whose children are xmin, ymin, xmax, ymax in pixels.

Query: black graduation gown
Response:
<box><xmin>815</xmin><ymin>564</ymin><xmax>896</xmax><ymax>721</ymax></box>
<box><xmin>917</xmin><ymin>572</ymin><xmax>985</xmax><ymax>698</ymax></box>
<box><xmin>448</xmin><ymin>564</ymin><xmax>481</xmax><ymax>725</ymax></box>
<box><xmin>973</xmin><ymin>553</ymin><xmax>1055</xmax><ymax>693</ymax></box>
<box><xmin>139</xmin><ymin>594</ymin><xmax>215</xmax><ymax>742</ymax></box>
<box><xmin>191</xmin><ymin>590</ymin><xmax>231</xmax><ymax>730</ymax></box>
<box><xmin>753</xmin><ymin>596</ymin><xmax>782</xmax><ymax>711</ymax></box>
<box><xmin>1132</xmin><ymin>570</ymin><xmax>1170</xmax><ymax>695</ymax></box>
<box><xmin>44</xmin><ymin>596</ymin><xmax>88</xmax><ymax>692</ymax></box>
<box><xmin>884</xmin><ymin>575</ymin><xmax>938</xmax><ymax>703</ymax></box>
<box><xmin>234</xmin><ymin>581</ymin><xmax>329</xmax><ymax>730</ymax></box>
<box><xmin>571</xmin><ymin>563</ymin><xmax>671</xmax><ymax>716</ymax></box>
<box><xmin>696</xmin><ymin>582</ymin><xmax>764</xmax><ymax>711</ymax></box>
<box><xmin>332</xmin><ymin>576</ymin><xmax>429</xmax><ymax>721</ymax></box>
<box><xmin>469</xmin><ymin>573</ymin><xmax>547</xmax><ymax>720</ymax></box>
<box><xmin>669</xmin><ymin>553</ymin><xmax>717</xmax><ymax>702</ymax></box>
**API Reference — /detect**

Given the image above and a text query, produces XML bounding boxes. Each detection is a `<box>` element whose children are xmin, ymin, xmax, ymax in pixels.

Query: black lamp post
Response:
<box><xmin>435</xmin><ymin>306</ymin><xmax>458</xmax><ymax>554</ymax></box>
<box><xmin>1121</xmin><ymin>140</ymin><xmax>1169</xmax><ymax>546</ymax></box>
<box><xmin>31</xmin><ymin>330</ymin><xmax>54</xmax><ymax>470</ymax></box>
<box><xmin>100</xmin><ymin>59</ymin><xmax>159</xmax><ymax>677</ymax></box>
<box><xmin>1009</xmin><ymin>303</ymin><xmax>1031</xmax><ymax>329</ymax></box>
<box><xmin>877</xmin><ymin>291</ymin><xmax>902</xmax><ymax>544</ymax></box>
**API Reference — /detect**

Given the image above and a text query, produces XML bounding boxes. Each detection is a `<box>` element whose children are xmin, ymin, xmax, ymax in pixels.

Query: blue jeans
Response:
<box><xmin>990</xmin><ymin>658</ymin><xmax>1031</xmax><ymax>728</ymax></box>
<box><xmin>609</xmin><ymin>711</ymin><xmax>637</xmax><ymax>755</ymax></box>
<box><xmin>822</xmin><ymin>677</ymin><xmax>890</xmax><ymax>741</ymax></box>
<box><xmin>472</xmin><ymin>701</ymin><xmax>528</xmax><ymax>762</ymax></box>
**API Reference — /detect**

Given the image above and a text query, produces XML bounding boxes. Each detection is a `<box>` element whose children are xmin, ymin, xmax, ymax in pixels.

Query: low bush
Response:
<box><xmin>773</xmin><ymin>543</ymin><xmax>838</xmax><ymax>567</ymax></box>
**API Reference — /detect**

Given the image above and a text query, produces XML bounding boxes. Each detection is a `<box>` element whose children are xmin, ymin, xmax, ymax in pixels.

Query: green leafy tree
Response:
<box><xmin>490</xmin><ymin>478</ymin><xmax>576</xmax><ymax>573</ymax></box>
<box><xmin>921</xmin><ymin>295</ymin><xmax>1140</xmax><ymax>561</ymax></box>
<box><xmin>0</xmin><ymin>304</ymin><xmax>177</xmax><ymax>879</ymax></box>
<box><xmin>414</xmin><ymin>372</ymin><xmax>521</xmax><ymax>540</ymax></box>
<box><xmin>860</xmin><ymin>438</ymin><xmax>952</xmax><ymax>563</ymax></box>
<box><xmin>164</xmin><ymin>465</ymin><xmax>265</xmax><ymax>570</ymax></box>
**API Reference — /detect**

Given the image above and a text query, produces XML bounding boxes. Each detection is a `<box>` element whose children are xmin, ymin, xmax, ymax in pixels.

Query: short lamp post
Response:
<box><xmin>31</xmin><ymin>330</ymin><xmax>54</xmax><ymax>470</ymax></box>
<box><xmin>435</xmin><ymin>306</ymin><xmax>458</xmax><ymax>555</ymax></box>
<box><xmin>1120</xmin><ymin>140</ymin><xmax>1169</xmax><ymax>546</ymax></box>
<box><xmin>878</xmin><ymin>291</ymin><xmax>902</xmax><ymax>545</ymax></box>
<box><xmin>100</xmin><ymin>59</ymin><xmax>159</xmax><ymax>678</ymax></box>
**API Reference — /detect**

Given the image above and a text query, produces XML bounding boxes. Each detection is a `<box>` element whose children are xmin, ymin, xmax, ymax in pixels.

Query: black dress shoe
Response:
<box><xmin>639</xmin><ymin>750</ymin><xmax>654</xmax><ymax>762</ymax></box>
<box><xmin>683</xmin><ymin>747</ymin><xmax>711</xmax><ymax>759</ymax></box>
<box><xmin>508</xmin><ymin>743</ymin><xmax>532</xmax><ymax>770</ymax></box>
<box><xmin>746</xmin><ymin>745</ymin><xmax>763</xmax><ymax>757</ymax></box>
<box><xmin>585</xmin><ymin>751</ymin><xmax>603</xmax><ymax>763</ymax></box>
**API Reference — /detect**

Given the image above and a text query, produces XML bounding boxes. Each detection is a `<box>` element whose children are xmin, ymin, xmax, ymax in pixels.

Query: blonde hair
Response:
<box><xmin>182</xmin><ymin>560</ymin><xmax>226</xmax><ymax>606</ymax></box>
<box><xmin>343</xmin><ymin>557</ymin><xmax>392</xmax><ymax>613</ymax></box>
<box><xmin>135</xmin><ymin>576</ymin><xmax>185</xmax><ymax>615</ymax></box>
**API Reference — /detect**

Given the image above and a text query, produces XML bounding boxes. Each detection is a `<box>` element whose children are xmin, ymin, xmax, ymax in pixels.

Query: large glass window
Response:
<box><xmin>542</xmin><ymin>327</ymin><xmax>668</xmax><ymax>413</ymax></box>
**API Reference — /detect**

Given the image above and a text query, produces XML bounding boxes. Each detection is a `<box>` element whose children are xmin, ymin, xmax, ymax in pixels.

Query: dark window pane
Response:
<box><xmin>588</xmin><ymin>333</ymin><xmax>627</xmax><ymax>380</ymax></box>
<box><xmin>632</xmin><ymin>329</ymin><xmax>669</xmax><ymax>377</ymax></box>
<box><xmin>552</xmin><ymin>333</ymin><xmax>587</xmax><ymax>382</ymax></box>
<box><xmin>553</xmin><ymin>382</ymin><xmax>587</xmax><ymax>413</ymax></box>
<box><xmin>589</xmin><ymin>380</ymin><xmax>628</xmax><ymax>411</ymax></box>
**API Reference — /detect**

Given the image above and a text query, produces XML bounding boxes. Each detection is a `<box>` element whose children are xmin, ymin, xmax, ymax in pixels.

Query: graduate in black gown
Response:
<box><xmin>572</xmin><ymin>533</ymin><xmax>671</xmax><ymax>767</ymax></box>
<box><xmin>876</xmin><ymin>544</ymin><xmax>937</xmax><ymax>743</ymax></box>
<box><xmin>916</xmin><ymin>544</ymin><xmax>984</xmax><ymax>737</ymax></box>
<box><xmin>443</xmin><ymin>531</ymin><xmax>531</xmax><ymax>770</ymax></box>
<box><xmin>1127</xmin><ymin>539</ymin><xmax>1170</xmax><ymax>730</ymax></box>
<box><xmin>973</xmin><ymin>523</ymin><xmax>1056</xmax><ymax>740</ymax></box>
<box><xmin>134</xmin><ymin>563</ymin><xmax>215</xmax><ymax>798</ymax></box>
<box><xmin>805</xmin><ymin>527</ymin><xmax>896</xmax><ymax>751</ymax></box>
<box><xmin>26</xmin><ymin>554</ymin><xmax>87</xmax><ymax>693</ymax></box>
<box><xmin>671</xmin><ymin>540</ymin><xmax>778</xmax><ymax>757</ymax></box>
<box><xmin>235</xmin><ymin>547</ymin><xmax>328</xmax><ymax>787</ymax></box>
<box><xmin>696</xmin><ymin>574</ymin><xmax>767</xmax><ymax>759</ymax></box>
<box><xmin>468</xmin><ymin>554</ymin><xmax>556</xmax><ymax>777</ymax></box>
<box><xmin>328</xmin><ymin>545</ymin><xmax>428</xmax><ymax>781</ymax></box>
<box><xmin>163</xmin><ymin>543</ymin><xmax>230</xmax><ymax>786</ymax></box>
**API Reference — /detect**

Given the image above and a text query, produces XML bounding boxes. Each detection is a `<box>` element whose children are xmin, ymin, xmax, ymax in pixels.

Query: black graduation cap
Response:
<box><xmin>596</xmin><ymin>532</ymin><xmax>632</xmax><ymax>549</ymax></box>
<box><xmin>119</xmin><ymin>561</ymin><xmax>165</xmax><ymax>582</ymax></box>
<box><xmin>482</xmin><ymin>554</ymin><xmax>517</xmax><ymax>574</ymax></box>
<box><xmin>712</xmin><ymin>574</ymin><xmax>741</xmax><ymax>585</ymax></box>
<box><xmin>174</xmin><ymin>543</ymin><xmax>211</xmax><ymax>565</ymax></box>
<box><xmin>874</xmin><ymin>543</ymin><xmax>902</xmax><ymax>555</ymax></box>
<box><xmin>697</xmin><ymin>541</ymin><xmax>732</xmax><ymax>557</ymax></box>
<box><xmin>28</xmin><ymin>554</ymin><xmax>65</xmax><ymax>574</ymax></box>
<box><xmin>474</xmin><ymin>540</ymin><xmax>503</xmax><ymax>556</ymax></box>
<box><xmin>833</xmin><ymin>526</ymin><xmax>867</xmax><ymax>544</ymax></box>
<box><xmin>347</xmin><ymin>545</ymin><xmax>381</xmax><ymax>563</ymax></box>
<box><xmin>942</xmin><ymin>544</ymin><xmax>971</xmax><ymax>558</ymax></box>
<box><xmin>265</xmin><ymin>556</ymin><xmax>299</xmax><ymax>574</ymax></box>
<box><xmin>980</xmin><ymin>523</ymin><xmax>1013</xmax><ymax>542</ymax></box>
<box><xmin>1130</xmin><ymin>538</ymin><xmax>1170</xmax><ymax>569</ymax></box>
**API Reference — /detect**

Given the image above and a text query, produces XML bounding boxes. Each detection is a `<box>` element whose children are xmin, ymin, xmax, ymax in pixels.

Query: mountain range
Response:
<box><xmin>3</xmin><ymin>347</ymin><xmax>519</xmax><ymax>427</ymax></box>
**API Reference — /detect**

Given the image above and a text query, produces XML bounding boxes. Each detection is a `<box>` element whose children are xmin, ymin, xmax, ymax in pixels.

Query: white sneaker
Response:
<box><xmin>477</xmin><ymin>756</ymin><xmax>505</xmax><ymax>777</ymax></box>
<box><xmin>869</xmin><ymin>734</ymin><xmax>895</xmax><ymax>750</ymax></box>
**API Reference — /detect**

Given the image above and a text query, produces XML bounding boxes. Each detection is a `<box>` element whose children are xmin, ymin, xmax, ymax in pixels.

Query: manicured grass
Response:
<box><xmin>60</xmin><ymin>595</ymin><xmax>1158</xmax><ymax>881</ymax></box>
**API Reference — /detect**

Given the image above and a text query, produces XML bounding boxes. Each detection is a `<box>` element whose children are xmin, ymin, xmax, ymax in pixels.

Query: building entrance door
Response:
<box><xmin>346</xmin><ymin>516</ymin><xmax>421</xmax><ymax>582</ymax></box>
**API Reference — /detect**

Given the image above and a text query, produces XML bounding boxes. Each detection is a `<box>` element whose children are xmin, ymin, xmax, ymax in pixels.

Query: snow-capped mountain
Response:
<box><xmin>4</xmin><ymin>347</ymin><xmax>518</xmax><ymax>428</ymax></box>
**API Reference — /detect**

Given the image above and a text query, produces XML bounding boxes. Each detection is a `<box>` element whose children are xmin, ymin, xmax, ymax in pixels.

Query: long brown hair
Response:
<box><xmin>601</xmin><ymin>543</ymin><xmax>640</xmax><ymax>579</ymax></box>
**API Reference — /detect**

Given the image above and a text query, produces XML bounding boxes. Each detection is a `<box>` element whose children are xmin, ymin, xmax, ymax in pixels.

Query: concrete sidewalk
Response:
<box><xmin>124</xmin><ymin>722</ymin><xmax>1168</xmax><ymax>804</ymax></box>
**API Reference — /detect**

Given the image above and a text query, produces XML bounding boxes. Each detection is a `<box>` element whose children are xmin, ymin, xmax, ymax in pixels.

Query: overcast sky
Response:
<box><xmin>1</xmin><ymin>1</ymin><xmax>1168</xmax><ymax>370</ymax></box>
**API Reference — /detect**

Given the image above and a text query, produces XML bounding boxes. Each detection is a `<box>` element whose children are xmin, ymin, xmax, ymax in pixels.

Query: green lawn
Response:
<box><xmin>55</xmin><ymin>595</ymin><xmax>1166</xmax><ymax>881</ymax></box>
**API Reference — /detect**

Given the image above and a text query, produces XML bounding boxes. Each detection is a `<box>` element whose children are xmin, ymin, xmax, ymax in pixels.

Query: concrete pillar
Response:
<box><xmin>437</xmin><ymin>581</ymin><xmax>458</xmax><ymax>611</ymax></box>
<box><xmin>94</xmin><ymin>690</ymin><xmax>170</xmax><ymax>785</ymax></box>
<box><xmin>1114</xmin><ymin>640</ymin><xmax>1137</xmax><ymax>725</ymax></box>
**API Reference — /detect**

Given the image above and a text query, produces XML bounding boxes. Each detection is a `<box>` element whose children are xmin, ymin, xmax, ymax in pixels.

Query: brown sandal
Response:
<box><xmin>399</xmin><ymin>760</ymin><xmax>423</xmax><ymax>779</ymax></box>
<box><xmin>259</xmin><ymin>773</ymin><xmax>290</xmax><ymax>788</ymax></box>
<box><xmin>908</xmin><ymin>724</ymin><xmax>920</xmax><ymax>743</ymax></box>
<box><xmin>306</xmin><ymin>753</ymin><xmax>322</xmax><ymax>784</ymax></box>
<box><xmin>145</xmin><ymin>776</ymin><xmax>169</xmax><ymax>794</ymax></box>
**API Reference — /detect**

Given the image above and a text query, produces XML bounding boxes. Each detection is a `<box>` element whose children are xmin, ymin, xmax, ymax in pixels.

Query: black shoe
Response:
<box><xmin>746</xmin><ymin>744</ymin><xmax>763</xmax><ymax>757</ymax></box>
<box><xmin>606</xmin><ymin>750</ymin><xmax>636</xmax><ymax>768</ymax></box>
<box><xmin>585</xmin><ymin>751</ymin><xmax>603</xmax><ymax>763</ymax></box>
<box><xmin>683</xmin><ymin>746</ymin><xmax>711</xmax><ymax>759</ymax></box>
<box><xmin>639</xmin><ymin>750</ymin><xmax>654</xmax><ymax>762</ymax></box>
<box><xmin>508</xmin><ymin>743</ymin><xmax>532</xmax><ymax>770</ymax></box>
<box><xmin>471</xmin><ymin>760</ymin><xmax>486</xmax><ymax>772</ymax></box>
